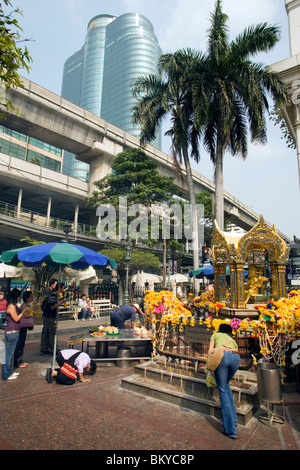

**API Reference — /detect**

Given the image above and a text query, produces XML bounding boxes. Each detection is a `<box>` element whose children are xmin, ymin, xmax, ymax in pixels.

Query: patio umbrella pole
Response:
<box><xmin>52</xmin><ymin>264</ymin><xmax>62</xmax><ymax>370</ymax></box>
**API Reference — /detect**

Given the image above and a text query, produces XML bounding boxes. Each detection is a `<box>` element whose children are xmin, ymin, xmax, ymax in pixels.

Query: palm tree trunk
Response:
<box><xmin>214</xmin><ymin>130</ymin><xmax>224</xmax><ymax>230</ymax></box>
<box><xmin>182</xmin><ymin>148</ymin><xmax>200</xmax><ymax>291</ymax></box>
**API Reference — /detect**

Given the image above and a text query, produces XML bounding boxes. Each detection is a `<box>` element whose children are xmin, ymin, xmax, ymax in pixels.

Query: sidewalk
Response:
<box><xmin>1</xmin><ymin>318</ymin><xmax>300</xmax><ymax>452</ymax></box>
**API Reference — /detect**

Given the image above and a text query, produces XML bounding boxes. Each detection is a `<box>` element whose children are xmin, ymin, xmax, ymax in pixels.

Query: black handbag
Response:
<box><xmin>0</xmin><ymin>310</ymin><xmax>7</xmax><ymax>329</ymax></box>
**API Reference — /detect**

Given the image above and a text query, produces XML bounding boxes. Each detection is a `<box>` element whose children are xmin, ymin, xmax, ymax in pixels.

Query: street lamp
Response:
<box><xmin>123</xmin><ymin>243</ymin><xmax>132</xmax><ymax>304</ymax></box>
<box><xmin>166</xmin><ymin>246</ymin><xmax>171</xmax><ymax>291</ymax></box>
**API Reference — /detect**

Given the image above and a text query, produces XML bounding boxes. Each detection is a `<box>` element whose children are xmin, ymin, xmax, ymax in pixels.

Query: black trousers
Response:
<box><xmin>14</xmin><ymin>328</ymin><xmax>28</xmax><ymax>367</ymax></box>
<box><xmin>55</xmin><ymin>351</ymin><xmax>79</xmax><ymax>385</ymax></box>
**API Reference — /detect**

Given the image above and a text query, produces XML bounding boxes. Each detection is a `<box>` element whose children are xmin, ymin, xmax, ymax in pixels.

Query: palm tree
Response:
<box><xmin>192</xmin><ymin>0</ymin><xmax>289</xmax><ymax>229</ymax></box>
<box><xmin>132</xmin><ymin>49</ymin><xmax>203</xmax><ymax>278</ymax></box>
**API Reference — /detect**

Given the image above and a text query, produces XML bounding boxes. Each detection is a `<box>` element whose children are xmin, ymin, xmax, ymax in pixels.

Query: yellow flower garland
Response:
<box><xmin>144</xmin><ymin>288</ymin><xmax>300</xmax><ymax>380</ymax></box>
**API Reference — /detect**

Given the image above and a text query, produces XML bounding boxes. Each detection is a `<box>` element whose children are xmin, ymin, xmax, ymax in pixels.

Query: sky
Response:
<box><xmin>12</xmin><ymin>0</ymin><xmax>300</xmax><ymax>240</ymax></box>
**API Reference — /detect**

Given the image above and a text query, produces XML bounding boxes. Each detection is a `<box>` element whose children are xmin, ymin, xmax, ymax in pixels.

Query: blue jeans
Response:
<box><xmin>110</xmin><ymin>312</ymin><xmax>126</xmax><ymax>329</ymax></box>
<box><xmin>81</xmin><ymin>308</ymin><xmax>91</xmax><ymax>320</ymax></box>
<box><xmin>1</xmin><ymin>330</ymin><xmax>19</xmax><ymax>380</ymax></box>
<box><xmin>214</xmin><ymin>350</ymin><xmax>241</xmax><ymax>438</ymax></box>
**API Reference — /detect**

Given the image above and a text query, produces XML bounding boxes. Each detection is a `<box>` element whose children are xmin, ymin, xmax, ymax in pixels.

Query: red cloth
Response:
<box><xmin>0</xmin><ymin>298</ymin><xmax>7</xmax><ymax>311</ymax></box>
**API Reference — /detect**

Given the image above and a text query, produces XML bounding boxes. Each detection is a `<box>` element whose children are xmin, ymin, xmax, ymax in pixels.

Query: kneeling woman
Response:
<box><xmin>47</xmin><ymin>349</ymin><xmax>97</xmax><ymax>385</ymax></box>
<box><xmin>208</xmin><ymin>323</ymin><xmax>240</xmax><ymax>439</ymax></box>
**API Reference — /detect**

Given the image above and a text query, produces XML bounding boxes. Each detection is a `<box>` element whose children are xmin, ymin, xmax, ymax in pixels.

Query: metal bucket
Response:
<box><xmin>257</xmin><ymin>362</ymin><xmax>282</xmax><ymax>403</ymax></box>
<box><xmin>117</xmin><ymin>347</ymin><xmax>131</xmax><ymax>368</ymax></box>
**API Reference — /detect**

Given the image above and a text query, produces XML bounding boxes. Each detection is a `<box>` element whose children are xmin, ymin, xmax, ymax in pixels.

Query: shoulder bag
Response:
<box><xmin>206</xmin><ymin>336</ymin><xmax>233</xmax><ymax>372</ymax></box>
<box><xmin>19</xmin><ymin>314</ymin><xmax>34</xmax><ymax>329</ymax></box>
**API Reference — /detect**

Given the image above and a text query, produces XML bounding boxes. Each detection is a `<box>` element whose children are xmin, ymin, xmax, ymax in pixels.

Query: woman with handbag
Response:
<box><xmin>208</xmin><ymin>323</ymin><xmax>240</xmax><ymax>439</ymax></box>
<box><xmin>14</xmin><ymin>291</ymin><xmax>34</xmax><ymax>369</ymax></box>
<box><xmin>1</xmin><ymin>288</ymin><xmax>31</xmax><ymax>380</ymax></box>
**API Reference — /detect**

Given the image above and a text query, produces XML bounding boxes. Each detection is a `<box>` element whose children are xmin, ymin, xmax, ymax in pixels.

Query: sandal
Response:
<box><xmin>7</xmin><ymin>373</ymin><xmax>19</xmax><ymax>380</ymax></box>
<box><xmin>18</xmin><ymin>363</ymin><xmax>29</xmax><ymax>368</ymax></box>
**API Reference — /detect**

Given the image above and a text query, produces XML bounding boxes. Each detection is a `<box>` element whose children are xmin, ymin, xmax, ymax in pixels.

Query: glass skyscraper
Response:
<box><xmin>61</xmin><ymin>13</ymin><xmax>162</xmax><ymax>181</ymax></box>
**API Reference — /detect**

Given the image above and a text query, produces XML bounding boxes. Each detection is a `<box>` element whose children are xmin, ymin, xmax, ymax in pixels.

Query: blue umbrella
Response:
<box><xmin>189</xmin><ymin>265</ymin><xmax>248</xmax><ymax>279</ymax></box>
<box><xmin>0</xmin><ymin>241</ymin><xmax>117</xmax><ymax>269</ymax></box>
<box><xmin>189</xmin><ymin>264</ymin><xmax>215</xmax><ymax>278</ymax></box>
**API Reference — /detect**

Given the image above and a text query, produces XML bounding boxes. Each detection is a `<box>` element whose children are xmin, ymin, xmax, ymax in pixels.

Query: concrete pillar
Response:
<box><xmin>74</xmin><ymin>203</ymin><xmax>79</xmax><ymax>234</ymax></box>
<box><xmin>286</xmin><ymin>0</ymin><xmax>300</xmax><ymax>56</ymax></box>
<box><xmin>271</xmin><ymin>1</ymin><xmax>300</xmax><ymax>190</ymax></box>
<box><xmin>286</xmin><ymin>0</ymin><xmax>300</xmax><ymax>187</ymax></box>
<box><xmin>46</xmin><ymin>196</ymin><xmax>52</xmax><ymax>227</ymax></box>
<box><xmin>16</xmin><ymin>188</ymin><xmax>22</xmax><ymax>218</ymax></box>
<box><xmin>80</xmin><ymin>279</ymin><xmax>89</xmax><ymax>296</ymax></box>
<box><xmin>83</xmin><ymin>139</ymin><xmax>124</xmax><ymax>195</ymax></box>
<box><xmin>294</xmin><ymin>101</ymin><xmax>300</xmax><ymax>189</ymax></box>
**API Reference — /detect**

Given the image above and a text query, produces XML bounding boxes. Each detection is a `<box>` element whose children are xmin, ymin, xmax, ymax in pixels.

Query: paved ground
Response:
<box><xmin>1</xmin><ymin>317</ymin><xmax>300</xmax><ymax>454</ymax></box>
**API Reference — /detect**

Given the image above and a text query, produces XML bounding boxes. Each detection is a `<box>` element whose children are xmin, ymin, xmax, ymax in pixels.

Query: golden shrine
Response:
<box><xmin>211</xmin><ymin>216</ymin><xmax>290</xmax><ymax>309</ymax></box>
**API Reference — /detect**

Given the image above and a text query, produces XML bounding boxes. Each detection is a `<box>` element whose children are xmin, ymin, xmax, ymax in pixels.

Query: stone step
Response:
<box><xmin>121</xmin><ymin>360</ymin><xmax>259</xmax><ymax>426</ymax></box>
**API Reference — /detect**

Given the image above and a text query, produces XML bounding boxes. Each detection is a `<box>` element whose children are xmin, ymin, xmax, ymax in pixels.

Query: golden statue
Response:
<box><xmin>244</xmin><ymin>276</ymin><xmax>269</xmax><ymax>305</ymax></box>
<box><xmin>211</xmin><ymin>216</ymin><xmax>290</xmax><ymax>308</ymax></box>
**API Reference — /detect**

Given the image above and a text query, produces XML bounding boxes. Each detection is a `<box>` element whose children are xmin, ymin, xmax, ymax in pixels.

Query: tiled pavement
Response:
<box><xmin>1</xmin><ymin>319</ymin><xmax>300</xmax><ymax>453</ymax></box>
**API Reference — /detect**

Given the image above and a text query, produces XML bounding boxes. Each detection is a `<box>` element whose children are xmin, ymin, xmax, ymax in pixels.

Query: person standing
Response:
<box><xmin>1</xmin><ymin>288</ymin><xmax>30</xmax><ymax>380</ymax></box>
<box><xmin>40</xmin><ymin>279</ymin><xmax>57</xmax><ymax>349</ymax></box>
<box><xmin>14</xmin><ymin>291</ymin><xmax>34</xmax><ymax>369</ymax></box>
<box><xmin>40</xmin><ymin>283</ymin><xmax>65</xmax><ymax>355</ymax></box>
<box><xmin>43</xmin><ymin>278</ymin><xmax>58</xmax><ymax>297</ymax></box>
<box><xmin>208</xmin><ymin>323</ymin><xmax>240</xmax><ymax>439</ymax></box>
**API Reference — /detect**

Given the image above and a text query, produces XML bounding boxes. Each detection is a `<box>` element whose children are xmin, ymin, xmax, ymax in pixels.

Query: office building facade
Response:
<box><xmin>61</xmin><ymin>13</ymin><xmax>162</xmax><ymax>181</ymax></box>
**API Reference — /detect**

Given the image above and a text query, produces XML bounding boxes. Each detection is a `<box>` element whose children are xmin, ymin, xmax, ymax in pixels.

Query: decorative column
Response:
<box><xmin>270</xmin><ymin>264</ymin><xmax>287</xmax><ymax>300</ymax></box>
<box><xmin>270</xmin><ymin>0</ymin><xmax>300</xmax><ymax>189</ymax></box>
<box><xmin>229</xmin><ymin>263</ymin><xmax>246</xmax><ymax>309</ymax></box>
<box><xmin>214</xmin><ymin>265</ymin><xmax>227</xmax><ymax>303</ymax></box>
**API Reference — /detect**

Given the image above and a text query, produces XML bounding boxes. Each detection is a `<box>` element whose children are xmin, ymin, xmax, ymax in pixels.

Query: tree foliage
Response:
<box><xmin>0</xmin><ymin>0</ymin><xmax>32</xmax><ymax>114</ymax></box>
<box><xmin>132</xmin><ymin>0</ymin><xmax>289</xmax><ymax>233</ymax></box>
<box><xmin>190</xmin><ymin>0</ymin><xmax>288</xmax><ymax>229</ymax></box>
<box><xmin>87</xmin><ymin>148</ymin><xmax>179</xmax><ymax>209</ymax></box>
<box><xmin>19</xmin><ymin>237</ymin><xmax>56</xmax><ymax>298</ymax></box>
<box><xmin>87</xmin><ymin>148</ymin><xmax>181</xmax><ymax>244</ymax></box>
<box><xmin>132</xmin><ymin>49</ymin><xmax>203</xmax><ymax>275</ymax></box>
<box><xmin>101</xmin><ymin>245</ymin><xmax>161</xmax><ymax>295</ymax></box>
<box><xmin>269</xmin><ymin>105</ymin><xmax>296</xmax><ymax>150</ymax></box>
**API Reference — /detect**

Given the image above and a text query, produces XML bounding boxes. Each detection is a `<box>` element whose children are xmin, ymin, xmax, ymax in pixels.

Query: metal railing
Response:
<box><xmin>0</xmin><ymin>199</ymin><xmax>97</xmax><ymax>236</ymax></box>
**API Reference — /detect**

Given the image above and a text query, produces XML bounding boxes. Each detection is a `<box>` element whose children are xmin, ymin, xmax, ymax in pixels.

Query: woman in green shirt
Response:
<box><xmin>208</xmin><ymin>323</ymin><xmax>240</xmax><ymax>439</ymax></box>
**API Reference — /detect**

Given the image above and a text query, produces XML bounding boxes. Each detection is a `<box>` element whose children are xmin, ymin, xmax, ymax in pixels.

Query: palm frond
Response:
<box><xmin>208</xmin><ymin>0</ymin><xmax>229</xmax><ymax>66</ymax></box>
<box><xmin>230</xmin><ymin>23</ymin><xmax>281</xmax><ymax>61</ymax></box>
